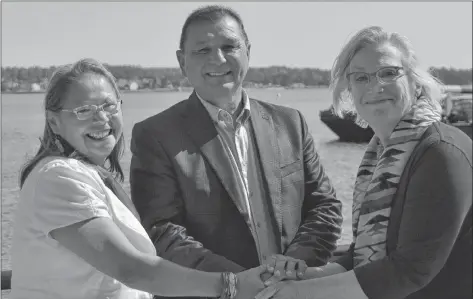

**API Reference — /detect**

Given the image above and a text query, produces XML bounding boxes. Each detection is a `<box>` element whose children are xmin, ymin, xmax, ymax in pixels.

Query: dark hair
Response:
<box><xmin>179</xmin><ymin>5</ymin><xmax>250</xmax><ymax>50</ymax></box>
<box><xmin>19</xmin><ymin>58</ymin><xmax>125</xmax><ymax>188</ymax></box>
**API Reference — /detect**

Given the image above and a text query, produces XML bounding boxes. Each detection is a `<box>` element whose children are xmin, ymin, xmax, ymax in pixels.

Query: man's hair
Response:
<box><xmin>179</xmin><ymin>5</ymin><xmax>250</xmax><ymax>50</ymax></box>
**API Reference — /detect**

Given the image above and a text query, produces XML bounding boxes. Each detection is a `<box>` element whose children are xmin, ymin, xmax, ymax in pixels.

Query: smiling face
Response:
<box><xmin>176</xmin><ymin>15</ymin><xmax>250</xmax><ymax>103</ymax></box>
<box><xmin>348</xmin><ymin>42</ymin><xmax>415</xmax><ymax>131</ymax></box>
<box><xmin>48</xmin><ymin>73</ymin><xmax>123</xmax><ymax>165</ymax></box>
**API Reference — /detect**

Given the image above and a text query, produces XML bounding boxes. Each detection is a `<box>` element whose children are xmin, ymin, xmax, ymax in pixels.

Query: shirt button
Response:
<box><xmin>257</xmin><ymin>222</ymin><xmax>261</xmax><ymax>228</ymax></box>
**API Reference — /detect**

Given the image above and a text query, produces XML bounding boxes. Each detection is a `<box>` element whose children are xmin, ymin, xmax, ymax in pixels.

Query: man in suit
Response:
<box><xmin>130</xmin><ymin>5</ymin><xmax>343</xmax><ymax>280</ymax></box>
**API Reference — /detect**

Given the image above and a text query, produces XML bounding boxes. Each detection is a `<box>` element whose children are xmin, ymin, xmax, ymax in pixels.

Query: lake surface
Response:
<box><xmin>1</xmin><ymin>88</ymin><xmax>367</xmax><ymax>273</ymax></box>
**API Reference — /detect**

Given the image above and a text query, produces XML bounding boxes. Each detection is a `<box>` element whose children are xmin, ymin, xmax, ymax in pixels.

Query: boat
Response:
<box><xmin>319</xmin><ymin>107</ymin><xmax>374</xmax><ymax>142</ymax></box>
<box><xmin>320</xmin><ymin>85</ymin><xmax>472</xmax><ymax>142</ymax></box>
<box><xmin>442</xmin><ymin>87</ymin><xmax>472</xmax><ymax>138</ymax></box>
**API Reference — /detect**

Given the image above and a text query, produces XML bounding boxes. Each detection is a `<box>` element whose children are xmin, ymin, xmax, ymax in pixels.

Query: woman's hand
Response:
<box><xmin>256</xmin><ymin>270</ymin><xmax>369</xmax><ymax>299</ymax></box>
<box><xmin>303</xmin><ymin>263</ymin><xmax>347</xmax><ymax>279</ymax></box>
<box><xmin>255</xmin><ymin>280</ymin><xmax>304</xmax><ymax>299</ymax></box>
<box><xmin>261</xmin><ymin>254</ymin><xmax>308</xmax><ymax>286</ymax></box>
<box><xmin>234</xmin><ymin>265</ymin><xmax>266</xmax><ymax>299</ymax></box>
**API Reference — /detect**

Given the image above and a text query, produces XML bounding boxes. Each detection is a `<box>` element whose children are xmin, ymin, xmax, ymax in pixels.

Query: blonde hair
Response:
<box><xmin>330</xmin><ymin>26</ymin><xmax>444</xmax><ymax>123</ymax></box>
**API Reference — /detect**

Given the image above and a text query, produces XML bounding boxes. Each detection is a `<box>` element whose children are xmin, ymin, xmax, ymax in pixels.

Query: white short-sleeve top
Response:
<box><xmin>10</xmin><ymin>156</ymin><xmax>155</xmax><ymax>299</ymax></box>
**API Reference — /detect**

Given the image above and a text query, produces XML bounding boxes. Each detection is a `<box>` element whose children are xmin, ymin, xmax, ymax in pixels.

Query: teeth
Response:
<box><xmin>208</xmin><ymin>72</ymin><xmax>229</xmax><ymax>76</ymax></box>
<box><xmin>89</xmin><ymin>130</ymin><xmax>110</xmax><ymax>139</ymax></box>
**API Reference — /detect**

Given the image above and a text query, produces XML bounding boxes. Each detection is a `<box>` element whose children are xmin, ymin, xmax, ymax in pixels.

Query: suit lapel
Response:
<box><xmin>249</xmin><ymin>99</ymin><xmax>283</xmax><ymax>235</ymax></box>
<box><xmin>182</xmin><ymin>92</ymin><xmax>247</xmax><ymax>215</ymax></box>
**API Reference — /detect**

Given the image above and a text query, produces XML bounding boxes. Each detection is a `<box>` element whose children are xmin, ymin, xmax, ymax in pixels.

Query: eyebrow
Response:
<box><xmin>193</xmin><ymin>37</ymin><xmax>241</xmax><ymax>46</ymax></box>
<box><xmin>350</xmin><ymin>66</ymin><xmax>365</xmax><ymax>71</ymax></box>
<box><xmin>349</xmin><ymin>64</ymin><xmax>402</xmax><ymax>72</ymax></box>
<box><xmin>78</xmin><ymin>94</ymin><xmax>115</xmax><ymax>105</ymax></box>
<box><xmin>194</xmin><ymin>40</ymin><xmax>209</xmax><ymax>46</ymax></box>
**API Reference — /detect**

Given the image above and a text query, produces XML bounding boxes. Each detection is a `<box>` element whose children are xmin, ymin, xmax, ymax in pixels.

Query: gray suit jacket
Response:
<box><xmin>129</xmin><ymin>91</ymin><xmax>343</xmax><ymax>272</ymax></box>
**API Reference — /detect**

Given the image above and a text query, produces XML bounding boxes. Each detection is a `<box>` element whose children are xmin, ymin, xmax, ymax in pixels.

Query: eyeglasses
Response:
<box><xmin>61</xmin><ymin>100</ymin><xmax>122</xmax><ymax>120</ymax></box>
<box><xmin>346</xmin><ymin>66</ymin><xmax>405</xmax><ymax>86</ymax></box>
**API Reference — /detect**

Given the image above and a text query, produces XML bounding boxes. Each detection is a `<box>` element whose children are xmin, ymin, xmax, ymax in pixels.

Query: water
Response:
<box><xmin>1</xmin><ymin>88</ymin><xmax>367</xmax><ymax>274</ymax></box>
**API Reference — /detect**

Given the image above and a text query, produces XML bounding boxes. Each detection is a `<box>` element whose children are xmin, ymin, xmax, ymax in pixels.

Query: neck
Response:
<box><xmin>199</xmin><ymin>88</ymin><xmax>243</xmax><ymax>115</ymax></box>
<box><xmin>370</xmin><ymin>121</ymin><xmax>397</xmax><ymax>147</ymax></box>
<box><xmin>72</xmin><ymin>150</ymin><xmax>105</xmax><ymax>167</ymax></box>
<box><xmin>90</xmin><ymin>156</ymin><xmax>106</xmax><ymax>167</ymax></box>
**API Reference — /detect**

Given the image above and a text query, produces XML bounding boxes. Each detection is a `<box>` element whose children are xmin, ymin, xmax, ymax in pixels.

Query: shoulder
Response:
<box><xmin>37</xmin><ymin>156</ymin><xmax>85</xmax><ymax>171</ymax></box>
<box><xmin>32</xmin><ymin>156</ymin><xmax>102</xmax><ymax>189</ymax></box>
<box><xmin>250</xmin><ymin>98</ymin><xmax>304</xmax><ymax>123</ymax></box>
<box><xmin>133</xmin><ymin>98</ymin><xmax>189</xmax><ymax>134</ymax></box>
<box><xmin>404</xmin><ymin>122</ymin><xmax>473</xmax><ymax>182</ymax></box>
<box><xmin>37</xmin><ymin>156</ymin><xmax>95</xmax><ymax>174</ymax></box>
<box><xmin>416</xmin><ymin>122</ymin><xmax>472</xmax><ymax>165</ymax></box>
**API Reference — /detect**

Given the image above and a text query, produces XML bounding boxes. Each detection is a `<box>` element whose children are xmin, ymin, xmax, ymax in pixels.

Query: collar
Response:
<box><xmin>197</xmin><ymin>90</ymin><xmax>251</xmax><ymax>126</ymax></box>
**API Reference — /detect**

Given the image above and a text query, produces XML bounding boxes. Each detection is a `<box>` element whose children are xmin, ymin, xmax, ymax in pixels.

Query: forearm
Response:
<box><xmin>284</xmin><ymin>187</ymin><xmax>342</xmax><ymax>265</ymax></box>
<box><xmin>297</xmin><ymin>270</ymin><xmax>368</xmax><ymax>299</ymax></box>
<box><xmin>125</xmin><ymin>254</ymin><xmax>223</xmax><ymax>297</ymax></box>
<box><xmin>134</xmin><ymin>195</ymin><xmax>245</xmax><ymax>272</ymax></box>
<box><xmin>303</xmin><ymin>263</ymin><xmax>347</xmax><ymax>279</ymax></box>
<box><xmin>284</xmin><ymin>205</ymin><xmax>342</xmax><ymax>266</ymax></box>
<box><xmin>150</xmin><ymin>221</ymin><xmax>246</xmax><ymax>272</ymax></box>
<box><xmin>51</xmin><ymin>216</ymin><xmax>226</xmax><ymax>298</ymax></box>
<box><xmin>332</xmin><ymin>243</ymin><xmax>354</xmax><ymax>271</ymax></box>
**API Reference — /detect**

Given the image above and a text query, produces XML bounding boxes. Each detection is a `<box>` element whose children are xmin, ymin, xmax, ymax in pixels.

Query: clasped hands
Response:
<box><xmin>260</xmin><ymin>254</ymin><xmax>307</xmax><ymax>286</ymax></box>
<box><xmin>236</xmin><ymin>254</ymin><xmax>312</xmax><ymax>299</ymax></box>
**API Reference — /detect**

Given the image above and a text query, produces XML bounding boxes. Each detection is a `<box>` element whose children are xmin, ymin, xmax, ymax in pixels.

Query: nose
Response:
<box><xmin>367</xmin><ymin>75</ymin><xmax>385</xmax><ymax>93</ymax></box>
<box><xmin>93</xmin><ymin>109</ymin><xmax>110</xmax><ymax>122</ymax></box>
<box><xmin>208</xmin><ymin>48</ymin><xmax>226</xmax><ymax>64</ymax></box>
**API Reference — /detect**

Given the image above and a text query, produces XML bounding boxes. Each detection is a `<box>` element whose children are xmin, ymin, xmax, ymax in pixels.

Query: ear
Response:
<box><xmin>176</xmin><ymin>49</ymin><xmax>187</xmax><ymax>77</ymax></box>
<box><xmin>46</xmin><ymin>110</ymin><xmax>61</xmax><ymax>135</ymax></box>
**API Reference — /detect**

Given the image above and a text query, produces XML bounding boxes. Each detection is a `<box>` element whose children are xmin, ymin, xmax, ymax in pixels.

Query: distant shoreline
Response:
<box><xmin>1</xmin><ymin>85</ymin><xmax>329</xmax><ymax>95</ymax></box>
<box><xmin>1</xmin><ymin>88</ymin><xmax>187</xmax><ymax>95</ymax></box>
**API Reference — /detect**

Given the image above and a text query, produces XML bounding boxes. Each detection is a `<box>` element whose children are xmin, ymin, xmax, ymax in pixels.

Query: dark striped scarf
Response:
<box><xmin>352</xmin><ymin>97</ymin><xmax>441</xmax><ymax>267</ymax></box>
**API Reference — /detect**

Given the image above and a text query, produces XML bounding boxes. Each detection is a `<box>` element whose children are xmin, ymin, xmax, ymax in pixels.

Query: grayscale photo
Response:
<box><xmin>1</xmin><ymin>2</ymin><xmax>472</xmax><ymax>299</ymax></box>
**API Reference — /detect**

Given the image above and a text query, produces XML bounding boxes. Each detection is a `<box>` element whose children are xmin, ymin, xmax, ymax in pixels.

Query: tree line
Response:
<box><xmin>1</xmin><ymin>65</ymin><xmax>471</xmax><ymax>92</ymax></box>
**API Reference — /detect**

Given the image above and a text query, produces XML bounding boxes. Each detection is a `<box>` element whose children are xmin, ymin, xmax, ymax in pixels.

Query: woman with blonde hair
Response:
<box><xmin>257</xmin><ymin>26</ymin><xmax>472</xmax><ymax>299</ymax></box>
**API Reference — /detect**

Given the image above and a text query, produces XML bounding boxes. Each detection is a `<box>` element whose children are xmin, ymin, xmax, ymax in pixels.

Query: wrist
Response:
<box><xmin>219</xmin><ymin>272</ymin><xmax>238</xmax><ymax>299</ymax></box>
<box><xmin>303</xmin><ymin>267</ymin><xmax>324</xmax><ymax>279</ymax></box>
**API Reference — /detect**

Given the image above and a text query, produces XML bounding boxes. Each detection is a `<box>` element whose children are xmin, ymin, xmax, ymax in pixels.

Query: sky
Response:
<box><xmin>1</xmin><ymin>2</ymin><xmax>472</xmax><ymax>70</ymax></box>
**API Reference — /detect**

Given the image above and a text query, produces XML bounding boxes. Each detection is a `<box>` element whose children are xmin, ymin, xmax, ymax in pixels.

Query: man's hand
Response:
<box><xmin>260</xmin><ymin>255</ymin><xmax>308</xmax><ymax>286</ymax></box>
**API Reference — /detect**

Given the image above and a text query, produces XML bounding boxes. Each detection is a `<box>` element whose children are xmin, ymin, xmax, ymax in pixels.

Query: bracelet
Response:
<box><xmin>220</xmin><ymin>272</ymin><xmax>238</xmax><ymax>299</ymax></box>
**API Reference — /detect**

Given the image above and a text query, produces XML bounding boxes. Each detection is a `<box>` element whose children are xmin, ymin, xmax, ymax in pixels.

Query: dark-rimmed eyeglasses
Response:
<box><xmin>346</xmin><ymin>66</ymin><xmax>405</xmax><ymax>86</ymax></box>
<box><xmin>61</xmin><ymin>100</ymin><xmax>122</xmax><ymax>120</ymax></box>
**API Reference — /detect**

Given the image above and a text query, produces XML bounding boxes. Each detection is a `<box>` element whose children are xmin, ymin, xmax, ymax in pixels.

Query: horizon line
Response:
<box><xmin>1</xmin><ymin>63</ymin><xmax>472</xmax><ymax>71</ymax></box>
